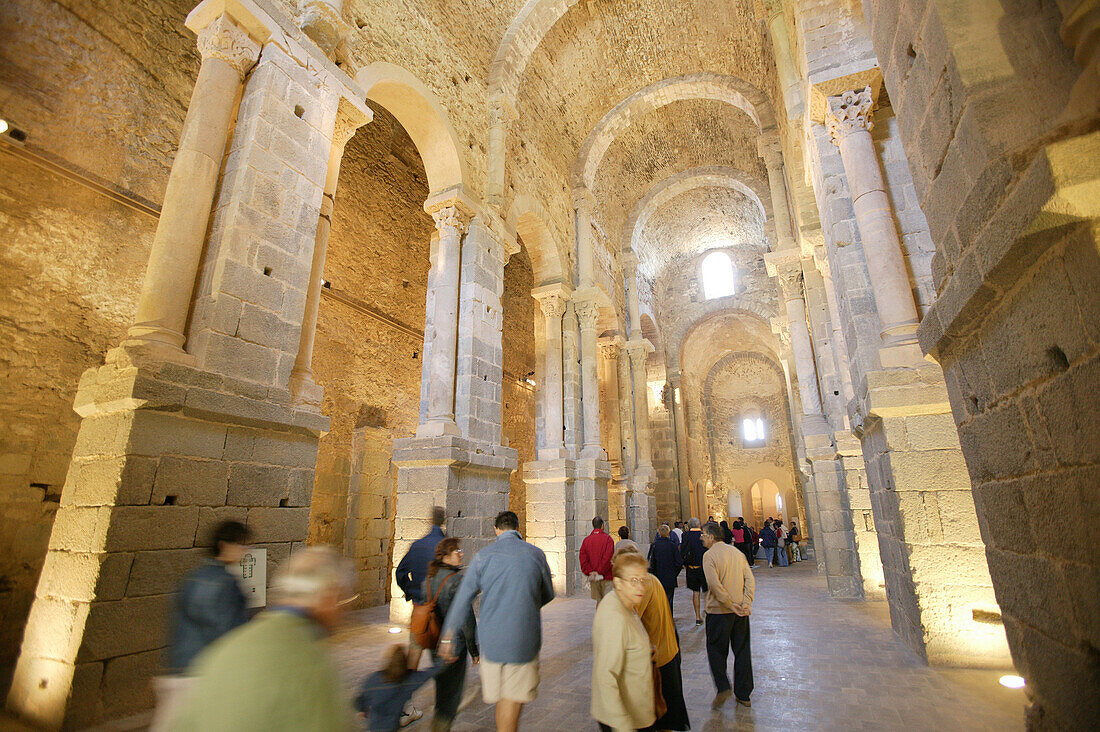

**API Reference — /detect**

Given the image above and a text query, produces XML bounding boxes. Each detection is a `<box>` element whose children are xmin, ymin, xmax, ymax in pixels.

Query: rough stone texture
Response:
<box><xmin>500</xmin><ymin>247</ymin><xmax>537</xmax><ymax>532</ymax></box>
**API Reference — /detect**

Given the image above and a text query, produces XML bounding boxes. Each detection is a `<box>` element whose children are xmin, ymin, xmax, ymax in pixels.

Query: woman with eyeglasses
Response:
<box><xmin>424</xmin><ymin>538</ymin><xmax>479</xmax><ymax>731</ymax></box>
<box><xmin>591</xmin><ymin>551</ymin><xmax>657</xmax><ymax>732</ymax></box>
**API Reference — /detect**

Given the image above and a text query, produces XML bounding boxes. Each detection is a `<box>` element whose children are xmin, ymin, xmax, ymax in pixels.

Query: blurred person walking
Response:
<box><xmin>395</xmin><ymin>506</ymin><xmax>447</xmax><ymax>670</ymax></box>
<box><xmin>615</xmin><ymin>524</ymin><xmax>638</xmax><ymax>554</ymax></box>
<box><xmin>788</xmin><ymin>523</ymin><xmax>802</xmax><ymax>562</ymax></box>
<box><xmin>775</xmin><ymin>520</ymin><xmax>789</xmax><ymax>567</ymax></box>
<box><xmin>616</xmin><ymin>544</ymin><xmax>691</xmax><ymax>731</ymax></box>
<box><xmin>151</xmin><ymin>521</ymin><xmax>251</xmax><ymax>731</ymax></box>
<box><xmin>357</xmin><ymin>646</ymin><xmax>443</xmax><ymax>732</ymax></box>
<box><xmin>590</xmin><ymin>551</ymin><xmax>657</xmax><ymax>732</ymax></box>
<box><xmin>168</xmin><ymin>546</ymin><xmax>356</xmax><ymax>731</ymax></box>
<box><xmin>701</xmin><ymin>523</ymin><xmax>755</xmax><ymax>710</ymax></box>
<box><xmin>759</xmin><ymin>520</ymin><xmax>778</xmax><ymax>568</ymax></box>
<box><xmin>424</xmin><ymin>538</ymin><xmax>479</xmax><ymax>731</ymax></box>
<box><xmin>580</xmin><ymin>516</ymin><xmax>615</xmax><ymax>603</ymax></box>
<box><xmin>439</xmin><ymin>511</ymin><xmax>554</xmax><ymax>732</ymax></box>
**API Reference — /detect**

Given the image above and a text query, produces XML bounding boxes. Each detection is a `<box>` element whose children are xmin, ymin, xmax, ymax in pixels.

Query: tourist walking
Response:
<box><xmin>357</xmin><ymin>646</ymin><xmax>443</xmax><ymax>732</ymax></box>
<box><xmin>439</xmin><ymin>511</ymin><xmax>555</xmax><ymax>732</ymax></box>
<box><xmin>395</xmin><ymin>506</ymin><xmax>447</xmax><ymax>674</ymax></box>
<box><xmin>615</xmin><ymin>544</ymin><xmax>691</xmax><ymax>731</ymax></box>
<box><xmin>731</xmin><ymin>519</ymin><xmax>751</xmax><ymax>565</ymax></box>
<box><xmin>615</xmin><ymin>524</ymin><xmax>638</xmax><ymax>554</ymax></box>
<box><xmin>680</xmin><ymin>517</ymin><xmax>708</xmax><ymax>626</ymax></box>
<box><xmin>580</xmin><ymin>516</ymin><xmax>615</xmax><ymax>603</ymax></box>
<box><xmin>665</xmin><ymin>522</ymin><xmax>681</xmax><ymax>547</ymax></box>
<box><xmin>168</xmin><ymin>546</ymin><xmax>356</xmax><ymax>731</ymax></box>
<box><xmin>760</xmin><ymin>520</ymin><xmax>778</xmax><ymax>567</ymax></box>
<box><xmin>590</xmin><ymin>551</ymin><xmax>657</xmax><ymax>732</ymax></box>
<box><xmin>789</xmin><ymin>523</ymin><xmax>802</xmax><ymax>562</ymax></box>
<box><xmin>647</xmin><ymin>524</ymin><xmax>683</xmax><ymax>608</ymax></box>
<box><xmin>744</xmin><ymin>523</ymin><xmax>757</xmax><ymax>566</ymax></box>
<box><xmin>152</xmin><ymin>521</ymin><xmax>251</xmax><ymax>731</ymax></box>
<box><xmin>424</xmin><ymin>538</ymin><xmax>479</xmax><ymax>731</ymax></box>
<box><xmin>719</xmin><ymin>520</ymin><xmax>734</xmax><ymax>545</ymax></box>
<box><xmin>671</xmin><ymin>521</ymin><xmax>684</xmax><ymax>544</ymax></box>
<box><xmin>775</xmin><ymin>520</ymin><xmax>789</xmax><ymax>567</ymax></box>
<box><xmin>701</xmin><ymin>523</ymin><xmax>755</xmax><ymax>709</ymax></box>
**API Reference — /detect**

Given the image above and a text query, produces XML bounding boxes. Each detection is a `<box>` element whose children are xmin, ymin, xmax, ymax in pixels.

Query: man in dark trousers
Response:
<box><xmin>701</xmin><ymin>522</ymin><xmax>755</xmax><ymax>709</ymax></box>
<box><xmin>395</xmin><ymin>506</ymin><xmax>446</xmax><ymax>673</ymax></box>
<box><xmin>579</xmin><ymin>515</ymin><xmax>615</xmax><ymax>603</ymax></box>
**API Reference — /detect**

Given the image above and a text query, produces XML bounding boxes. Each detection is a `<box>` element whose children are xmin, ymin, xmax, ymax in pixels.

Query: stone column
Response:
<box><xmin>667</xmin><ymin>371</ymin><xmax>692</xmax><ymax>518</ymax></box>
<box><xmin>826</xmin><ymin>88</ymin><xmax>922</xmax><ymax>362</ymax></box>
<box><xmin>573</xmin><ymin>188</ymin><xmax>597</xmax><ymax>288</ymax></box>
<box><xmin>623</xmin><ymin>251</ymin><xmax>642</xmax><ymax>337</ymax></box>
<box><xmin>625</xmin><ymin>341</ymin><xmax>656</xmax><ymax>474</ymax></box>
<box><xmin>290</xmin><ymin>103</ymin><xmax>371</xmax><ymax>408</ymax></box>
<box><xmin>417</xmin><ymin>196</ymin><xmax>473</xmax><ymax>438</ymax></box>
<box><xmin>766</xmin><ymin>6</ymin><xmax>804</xmax><ymax>120</ymax></box>
<box><xmin>575</xmin><ymin>298</ymin><xmax>605</xmax><ymax>459</ymax></box>
<box><xmin>760</xmin><ymin>138</ymin><xmax>798</xmax><ymax>252</ymax></box>
<box><xmin>617</xmin><ymin>352</ymin><xmax>637</xmax><ymax>474</ymax></box>
<box><xmin>121</xmin><ymin>16</ymin><xmax>259</xmax><ymax>358</ymax></box>
<box><xmin>768</xmin><ymin>254</ymin><xmax>828</xmax><ymax>432</ymax></box>
<box><xmin>562</xmin><ymin>302</ymin><xmax>582</xmax><ymax>456</ymax></box>
<box><xmin>598</xmin><ymin>337</ymin><xmax>624</xmax><ymax>472</ymax></box>
<box><xmin>532</xmin><ymin>285</ymin><xmax>570</xmax><ymax>459</ymax></box>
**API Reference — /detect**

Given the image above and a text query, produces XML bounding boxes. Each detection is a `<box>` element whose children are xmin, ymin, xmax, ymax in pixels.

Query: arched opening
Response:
<box><xmin>701</xmin><ymin>250</ymin><xmax>735</xmax><ymax>300</ymax></box>
<box><xmin>749</xmin><ymin>479</ymin><xmax>781</xmax><ymax>527</ymax></box>
<box><xmin>501</xmin><ymin>242</ymin><xmax>536</xmax><ymax>535</ymax></box>
<box><xmin>309</xmin><ymin>99</ymin><xmax>437</xmax><ymax>608</ymax></box>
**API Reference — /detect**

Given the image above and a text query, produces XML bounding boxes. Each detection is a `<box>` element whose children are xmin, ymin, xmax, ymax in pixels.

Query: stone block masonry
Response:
<box><xmin>7</xmin><ymin>359</ymin><xmax>326</xmax><ymax>729</ymax></box>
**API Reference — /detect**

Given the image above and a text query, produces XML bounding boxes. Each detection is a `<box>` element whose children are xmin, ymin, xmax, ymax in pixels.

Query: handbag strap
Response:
<box><xmin>428</xmin><ymin>569</ymin><xmax>458</xmax><ymax>605</ymax></box>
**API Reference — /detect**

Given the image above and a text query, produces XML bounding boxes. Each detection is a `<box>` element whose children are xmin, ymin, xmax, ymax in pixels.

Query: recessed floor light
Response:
<box><xmin>388</xmin><ymin>627</ymin><xmax>402</xmax><ymax>634</ymax></box>
<box><xmin>999</xmin><ymin>675</ymin><xmax>1025</xmax><ymax>689</ymax></box>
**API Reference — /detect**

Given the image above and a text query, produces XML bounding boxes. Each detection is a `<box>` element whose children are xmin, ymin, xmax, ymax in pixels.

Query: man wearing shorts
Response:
<box><xmin>680</xmin><ymin>517</ymin><xmax>708</xmax><ymax>626</ymax></box>
<box><xmin>439</xmin><ymin>511</ymin><xmax>555</xmax><ymax>731</ymax></box>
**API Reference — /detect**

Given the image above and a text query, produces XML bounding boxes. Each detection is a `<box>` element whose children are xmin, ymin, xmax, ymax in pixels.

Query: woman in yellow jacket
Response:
<box><xmin>591</xmin><ymin>551</ymin><xmax>656</xmax><ymax>732</ymax></box>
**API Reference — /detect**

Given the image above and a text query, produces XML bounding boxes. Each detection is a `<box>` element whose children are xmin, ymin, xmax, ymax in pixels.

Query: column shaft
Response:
<box><xmin>533</xmin><ymin>287</ymin><xmax>569</xmax><ymax>458</ymax></box>
<box><xmin>290</xmin><ymin>108</ymin><xmax>366</xmax><ymax>402</ymax></box>
<box><xmin>598</xmin><ymin>338</ymin><xmax>624</xmax><ymax>471</ymax></box>
<box><xmin>125</xmin><ymin>17</ymin><xmax>258</xmax><ymax>353</ymax></box>
<box><xmin>576</xmin><ymin>300</ymin><xmax>604</xmax><ymax>458</ymax></box>
<box><xmin>627</xmin><ymin>344</ymin><xmax>654</xmax><ymax>470</ymax></box>
<box><xmin>827</xmin><ymin>88</ymin><xmax>920</xmax><ymax>344</ymax></box>
<box><xmin>623</xmin><ymin>252</ymin><xmax>642</xmax><ymax>337</ymax></box>
<box><xmin>761</xmin><ymin>141</ymin><xmax>797</xmax><ymax>251</ymax></box>
<box><xmin>574</xmin><ymin>189</ymin><xmax>596</xmax><ymax>288</ymax></box>
<box><xmin>617</xmin><ymin>350</ymin><xmax>636</xmax><ymax>473</ymax></box>
<box><xmin>419</xmin><ymin>204</ymin><xmax>469</xmax><ymax>436</ymax></box>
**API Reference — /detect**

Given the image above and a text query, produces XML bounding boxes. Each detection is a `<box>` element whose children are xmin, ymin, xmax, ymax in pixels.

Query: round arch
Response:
<box><xmin>354</xmin><ymin>62</ymin><xmax>468</xmax><ymax>194</ymax></box>
<box><xmin>572</xmin><ymin>73</ymin><xmax>775</xmax><ymax>191</ymax></box>
<box><xmin>506</xmin><ymin>194</ymin><xmax>568</xmax><ymax>286</ymax></box>
<box><xmin>623</xmin><ymin>166</ymin><xmax>772</xmax><ymax>279</ymax></box>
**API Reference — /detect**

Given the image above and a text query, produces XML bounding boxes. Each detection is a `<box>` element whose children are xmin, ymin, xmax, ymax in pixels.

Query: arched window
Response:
<box><xmin>701</xmin><ymin>251</ymin><xmax>735</xmax><ymax>299</ymax></box>
<box><xmin>742</xmin><ymin>416</ymin><xmax>765</xmax><ymax>444</ymax></box>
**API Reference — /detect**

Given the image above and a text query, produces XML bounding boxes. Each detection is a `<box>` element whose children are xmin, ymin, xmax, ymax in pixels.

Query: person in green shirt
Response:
<box><xmin>168</xmin><ymin>546</ymin><xmax>356</xmax><ymax>732</ymax></box>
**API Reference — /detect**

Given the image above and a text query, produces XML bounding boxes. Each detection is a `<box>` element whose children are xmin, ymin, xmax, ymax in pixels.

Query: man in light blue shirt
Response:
<box><xmin>439</xmin><ymin>510</ymin><xmax>554</xmax><ymax>732</ymax></box>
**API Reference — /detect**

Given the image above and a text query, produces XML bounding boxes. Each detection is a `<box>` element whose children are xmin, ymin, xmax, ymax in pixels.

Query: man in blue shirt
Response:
<box><xmin>439</xmin><ymin>511</ymin><xmax>554</xmax><ymax>732</ymax></box>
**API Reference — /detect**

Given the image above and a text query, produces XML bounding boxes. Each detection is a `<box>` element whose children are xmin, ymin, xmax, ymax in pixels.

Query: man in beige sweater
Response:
<box><xmin>701</xmin><ymin>521</ymin><xmax>755</xmax><ymax>709</ymax></box>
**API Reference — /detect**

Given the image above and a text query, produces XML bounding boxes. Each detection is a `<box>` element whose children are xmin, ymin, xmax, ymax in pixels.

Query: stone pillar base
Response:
<box><xmin>835</xmin><ymin>432</ymin><xmax>885</xmax><ymax>600</ymax></box>
<box><xmin>574</xmin><ymin>458</ymin><xmax>611</xmax><ymax>592</ymax></box>
<box><xmin>7</xmin><ymin>359</ymin><xmax>327</xmax><ymax>730</ymax></box>
<box><xmin>523</xmin><ymin>459</ymin><xmax>576</xmax><ymax>595</ymax></box>
<box><xmin>608</xmin><ymin>476</ymin><xmax>629</xmax><ymax>535</ymax></box>
<box><xmin>387</xmin><ymin>435</ymin><xmax>517</xmax><ymax>623</ymax></box>
<box><xmin>857</xmin><ymin>365</ymin><xmax>1010</xmax><ymax>667</ymax></box>
<box><xmin>628</xmin><ymin>473</ymin><xmax>655</xmax><ymax>552</ymax></box>
<box><xmin>805</xmin><ymin>433</ymin><xmax>864</xmax><ymax>599</ymax></box>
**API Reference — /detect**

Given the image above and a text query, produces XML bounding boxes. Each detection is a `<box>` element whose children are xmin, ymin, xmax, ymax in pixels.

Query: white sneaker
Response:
<box><xmin>400</xmin><ymin>707</ymin><xmax>423</xmax><ymax>727</ymax></box>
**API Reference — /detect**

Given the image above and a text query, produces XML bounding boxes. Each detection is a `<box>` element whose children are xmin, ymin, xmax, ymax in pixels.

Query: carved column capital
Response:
<box><xmin>197</xmin><ymin>15</ymin><xmax>261</xmax><ymax>80</ymax></box>
<box><xmin>598</xmin><ymin>337</ymin><xmax>622</xmax><ymax>360</ymax></box>
<box><xmin>575</xmin><ymin>299</ymin><xmax>600</xmax><ymax>330</ymax></box>
<box><xmin>429</xmin><ymin>204</ymin><xmax>472</xmax><ymax>239</ymax></box>
<box><xmin>825</xmin><ymin>87</ymin><xmax>875</xmax><ymax>146</ymax></box>
<box><xmin>624</xmin><ymin>339</ymin><xmax>654</xmax><ymax>367</ymax></box>
<box><xmin>776</xmin><ymin>263</ymin><xmax>804</xmax><ymax>302</ymax></box>
<box><xmin>535</xmin><ymin>290</ymin><xmax>568</xmax><ymax>321</ymax></box>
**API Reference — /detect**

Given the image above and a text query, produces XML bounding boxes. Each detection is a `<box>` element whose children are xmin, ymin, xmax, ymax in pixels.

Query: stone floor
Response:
<box><xmin>330</xmin><ymin>560</ymin><xmax>1025</xmax><ymax>731</ymax></box>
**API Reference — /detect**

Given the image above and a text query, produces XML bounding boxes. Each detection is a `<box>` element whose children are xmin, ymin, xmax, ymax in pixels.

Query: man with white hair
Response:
<box><xmin>169</xmin><ymin>546</ymin><xmax>356</xmax><ymax>731</ymax></box>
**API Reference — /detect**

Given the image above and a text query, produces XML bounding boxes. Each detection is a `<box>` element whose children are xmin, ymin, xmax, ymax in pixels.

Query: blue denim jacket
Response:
<box><xmin>394</xmin><ymin>525</ymin><xmax>445</xmax><ymax>604</ymax></box>
<box><xmin>167</xmin><ymin>559</ymin><xmax>249</xmax><ymax>673</ymax></box>
<box><xmin>440</xmin><ymin>531</ymin><xmax>555</xmax><ymax>664</ymax></box>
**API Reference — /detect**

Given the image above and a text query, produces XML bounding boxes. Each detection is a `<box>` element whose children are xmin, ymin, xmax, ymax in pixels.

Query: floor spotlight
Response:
<box><xmin>999</xmin><ymin>675</ymin><xmax>1025</xmax><ymax>689</ymax></box>
<box><xmin>388</xmin><ymin>627</ymin><xmax>402</xmax><ymax>634</ymax></box>
<box><xmin>0</xmin><ymin>119</ymin><xmax>8</xmax><ymax>135</ymax></box>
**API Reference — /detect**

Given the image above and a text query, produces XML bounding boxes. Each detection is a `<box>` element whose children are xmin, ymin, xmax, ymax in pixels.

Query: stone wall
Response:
<box><xmin>0</xmin><ymin>0</ymin><xmax>196</xmax><ymax>688</ymax></box>
<box><xmin>501</xmin><ymin>247</ymin><xmax>537</xmax><ymax>534</ymax></box>
<box><xmin>864</xmin><ymin>0</ymin><xmax>1099</xmax><ymax>726</ymax></box>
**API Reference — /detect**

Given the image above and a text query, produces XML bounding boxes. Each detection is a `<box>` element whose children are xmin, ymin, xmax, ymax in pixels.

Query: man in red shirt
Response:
<box><xmin>579</xmin><ymin>516</ymin><xmax>614</xmax><ymax>602</ymax></box>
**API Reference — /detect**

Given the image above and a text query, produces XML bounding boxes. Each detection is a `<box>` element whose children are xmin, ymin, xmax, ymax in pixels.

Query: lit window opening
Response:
<box><xmin>701</xmin><ymin>251</ymin><xmax>735</xmax><ymax>300</ymax></box>
<box><xmin>742</xmin><ymin>417</ymin><xmax>765</xmax><ymax>443</ymax></box>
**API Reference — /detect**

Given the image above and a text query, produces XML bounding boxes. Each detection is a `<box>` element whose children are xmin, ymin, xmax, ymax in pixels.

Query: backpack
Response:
<box><xmin>409</xmin><ymin>571</ymin><xmax>458</xmax><ymax>650</ymax></box>
<box><xmin>680</xmin><ymin>536</ymin><xmax>696</xmax><ymax>567</ymax></box>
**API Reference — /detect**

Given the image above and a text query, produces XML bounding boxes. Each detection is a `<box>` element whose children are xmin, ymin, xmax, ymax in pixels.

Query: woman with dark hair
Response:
<box><xmin>648</xmin><ymin>524</ymin><xmax>683</xmax><ymax>609</ymax></box>
<box><xmin>719</xmin><ymin>520</ymin><xmax>734</xmax><ymax>545</ymax></box>
<box><xmin>424</xmin><ymin>538</ymin><xmax>479</xmax><ymax>731</ymax></box>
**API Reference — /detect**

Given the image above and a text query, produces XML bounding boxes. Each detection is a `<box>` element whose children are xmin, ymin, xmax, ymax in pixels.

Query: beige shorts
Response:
<box><xmin>479</xmin><ymin>659</ymin><xmax>540</xmax><ymax>704</ymax></box>
<box><xmin>590</xmin><ymin>578</ymin><xmax>612</xmax><ymax>601</ymax></box>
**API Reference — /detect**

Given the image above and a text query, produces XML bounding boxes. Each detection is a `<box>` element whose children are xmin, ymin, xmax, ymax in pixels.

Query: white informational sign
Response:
<box><xmin>229</xmin><ymin>548</ymin><xmax>267</xmax><ymax>609</ymax></box>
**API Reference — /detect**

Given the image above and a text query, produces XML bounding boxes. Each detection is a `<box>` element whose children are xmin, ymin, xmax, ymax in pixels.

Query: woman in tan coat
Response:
<box><xmin>591</xmin><ymin>551</ymin><xmax>656</xmax><ymax>732</ymax></box>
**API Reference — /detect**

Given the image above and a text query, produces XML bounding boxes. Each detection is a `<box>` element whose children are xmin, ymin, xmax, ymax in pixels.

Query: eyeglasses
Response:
<box><xmin>620</xmin><ymin>576</ymin><xmax>646</xmax><ymax>587</ymax></box>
